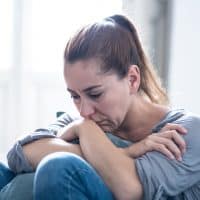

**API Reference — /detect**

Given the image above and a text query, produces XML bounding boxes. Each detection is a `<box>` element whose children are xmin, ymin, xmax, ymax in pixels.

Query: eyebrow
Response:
<box><xmin>67</xmin><ymin>85</ymin><xmax>102</xmax><ymax>93</ymax></box>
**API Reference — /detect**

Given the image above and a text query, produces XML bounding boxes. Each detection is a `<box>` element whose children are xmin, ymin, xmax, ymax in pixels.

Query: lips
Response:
<box><xmin>96</xmin><ymin>121</ymin><xmax>105</xmax><ymax>126</ymax></box>
<box><xmin>98</xmin><ymin>123</ymin><xmax>108</xmax><ymax>127</ymax></box>
<box><xmin>95</xmin><ymin>120</ymin><xmax>111</xmax><ymax>128</ymax></box>
<box><xmin>95</xmin><ymin>119</ymin><xmax>106</xmax><ymax>124</ymax></box>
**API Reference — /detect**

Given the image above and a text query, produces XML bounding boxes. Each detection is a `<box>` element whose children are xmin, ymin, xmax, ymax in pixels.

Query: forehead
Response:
<box><xmin>64</xmin><ymin>59</ymin><xmax>110</xmax><ymax>90</ymax></box>
<box><xmin>65</xmin><ymin>58</ymin><xmax>102</xmax><ymax>74</ymax></box>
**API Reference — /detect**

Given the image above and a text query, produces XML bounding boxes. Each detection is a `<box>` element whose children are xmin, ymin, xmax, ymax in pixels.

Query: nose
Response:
<box><xmin>79</xmin><ymin>100</ymin><xmax>95</xmax><ymax>119</ymax></box>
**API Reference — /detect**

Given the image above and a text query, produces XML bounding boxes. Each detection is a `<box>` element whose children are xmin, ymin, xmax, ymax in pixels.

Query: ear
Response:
<box><xmin>127</xmin><ymin>65</ymin><xmax>140</xmax><ymax>94</ymax></box>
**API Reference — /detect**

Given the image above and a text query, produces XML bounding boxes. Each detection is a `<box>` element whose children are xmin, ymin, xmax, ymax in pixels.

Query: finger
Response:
<box><xmin>171</xmin><ymin>131</ymin><xmax>186</xmax><ymax>154</ymax></box>
<box><xmin>161</xmin><ymin>123</ymin><xmax>187</xmax><ymax>134</ymax></box>
<box><xmin>160</xmin><ymin>130</ymin><xmax>186</xmax><ymax>154</ymax></box>
<box><xmin>59</xmin><ymin>126</ymin><xmax>78</xmax><ymax>141</ymax></box>
<box><xmin>153</xmin><ymin>143</ymin><xmax>176</xmax><ymax>160</ymax></box>
<box><xmin>152</xmin><ymin>136</ymin><xmax>182</xmax><ymax>161</ymax></box>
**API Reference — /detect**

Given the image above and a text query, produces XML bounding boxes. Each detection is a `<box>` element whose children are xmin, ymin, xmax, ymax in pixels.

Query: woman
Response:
<box><xmin>1</xmin><ymin>14</ymin><xmax>200</xmax><ymax>199</ymax></box>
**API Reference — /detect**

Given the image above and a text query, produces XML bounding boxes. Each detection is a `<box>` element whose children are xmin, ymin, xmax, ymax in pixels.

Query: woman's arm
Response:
<box><xmin>7</xmin><ymin>113</ymin><xmax>80</xmax><ymax>173</ymax></box>
<box><xmin>59</xmin><ymin>120</ymin><xmax>188</xmax><ymax>200</ymax></box>
<box><xmin>62</xmin><ymin>119</ymin><xmax>142</xmax><ymax>200</ymax></box>
<box><xmin>124</xmin><ymin>123</ymin><xmax>187</xmax><ymax>161</ymax></box>
<box><xmin>22</xmin><ymin>138</ymin><xmax>83</xmax><ymax>170</ymax></box>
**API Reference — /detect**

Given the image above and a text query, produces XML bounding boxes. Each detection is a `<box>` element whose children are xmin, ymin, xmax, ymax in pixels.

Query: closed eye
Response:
<box><xmin>88</xmin><ymin>93</ymin><xmax>102</xmax><ymax>100</ymax></box>
<box><xmin>70</xmin><ymin>93</ymin><xmax>80</xmax><ymax>100</ymax></box>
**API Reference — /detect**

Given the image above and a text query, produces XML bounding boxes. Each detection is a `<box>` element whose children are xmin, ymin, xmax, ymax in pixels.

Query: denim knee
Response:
<box><xmin>35</xmin><ymin>152</ymin><xmax>87</xmax><ymax>180</ymax></box>
<box><xmin>0</xmin><ymin>162</ymin><xmax>15</xmax><ymax>190</ymax></box>
<box><xmin>0</xmin><ymin>173</ymin><xmax>34</xmax><ymax>200</ymax></box>
<box><xmin>34</xmin><ymin>152</ymin><xmax>114</xmax><ymax>200</ymax></box>
<box><xmin>34</xmin><ymin>152</ymin><xmax>86</xmax><ymax>195</ymax></box>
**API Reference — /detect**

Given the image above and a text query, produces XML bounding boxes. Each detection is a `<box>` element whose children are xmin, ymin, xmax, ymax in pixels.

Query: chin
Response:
<box><xmin>95</xmin><ymin>119</ymin><xmax>117</xmax><ymax>133</ymax></box>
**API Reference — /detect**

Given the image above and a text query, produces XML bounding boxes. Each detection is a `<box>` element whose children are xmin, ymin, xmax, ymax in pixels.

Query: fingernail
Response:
<box><xmin>170</xmin><ymin>155</ymin><xmax>175</xmax><ymax>160</ymax></box>
<box><xmin>178</xmin><ymin>156</ymin><xmax>182</xmax><ymax>161</ymax></box>
<box><xmin>183</xmin><ymin>128</ymin><xmax>187</xmax><ymax>133</ymax></box>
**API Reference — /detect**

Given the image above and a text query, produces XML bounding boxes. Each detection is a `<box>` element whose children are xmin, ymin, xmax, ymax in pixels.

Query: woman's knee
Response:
<box><xmin>34</xmin><ymin>152</ymin><xmax>87</xmax><ymax>188</ymax></box>
<box><xmin>34</xmin><ymin>152</ymin><xmax>113</xmax><ymax>200</ymax></box>
<box><xmin>36</xmin><ymin>152</ymin><xmax>86</xmax><ymax>173</ymax></box>
<box><xmin>0</xmin><ymin>162</ymin><xmax>15</xmax><ymax>190</ymax></box>
<box><xmin>34</xmin><ymin>152</ymin><xmax>91</xmax><ymax>200</ymax></box>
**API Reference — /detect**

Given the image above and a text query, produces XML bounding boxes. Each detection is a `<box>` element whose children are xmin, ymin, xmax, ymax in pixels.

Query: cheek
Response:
<box><xmin>97</xmin><ymin>94</ymin><xmax>128</xmax><ymax>119</ymax></box>
<box><xmin>111</xmin><ymin>90</ymin><xmax>130</xmax><ymax>118</ymax></box>
<box><xmin>96</xmin><ymin>100</ymin><xmax>112</xmax><ymax>115</ymax></box>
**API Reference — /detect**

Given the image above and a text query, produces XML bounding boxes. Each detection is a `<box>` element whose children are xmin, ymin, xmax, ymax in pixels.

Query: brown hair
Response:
<box><xmin>64</xmin><ymin>14</ymin><xmax>168</xmax><ymax>105</ymax></box>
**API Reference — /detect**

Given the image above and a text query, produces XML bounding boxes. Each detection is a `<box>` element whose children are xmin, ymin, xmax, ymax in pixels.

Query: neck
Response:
<box><xmin>115</xmin><ymin>96</ymin><xmax>169</xmax><ymax>142</ymax></box>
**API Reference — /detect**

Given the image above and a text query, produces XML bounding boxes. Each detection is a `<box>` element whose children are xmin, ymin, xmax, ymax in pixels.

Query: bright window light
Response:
<box><xmin>28</xmin><ymin>0</ymin><xmax>122</xmax><ymax>73</ymax></box>
<box><xmin>0</xmin><ymin>0</ymin><xmax>13</xmax><ymax>71</ymax></box>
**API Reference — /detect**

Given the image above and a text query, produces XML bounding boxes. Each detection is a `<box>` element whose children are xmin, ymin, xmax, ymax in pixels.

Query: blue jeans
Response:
<box><xmin>0</xmin><ymin>162</ymin><xmax>15</xmax><ymax>190</ymax></box>
<box><xmin>0</xmin><ymin>162</ymin><xmax>34</xmax><ymax>200</ymax></box>
<box><xmin>34</xmin><ymin>152</ymin><xmax>114</xmax><ymax>200</ymax></box>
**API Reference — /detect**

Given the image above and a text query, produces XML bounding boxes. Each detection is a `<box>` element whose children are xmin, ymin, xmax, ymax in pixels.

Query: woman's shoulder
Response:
<box><xmin>135</xmin><ymin>110</ymin><xmax>200</xmax><ymax>199</ymax></box>
<box><xmin>153</xmin><ymin>109</ymin><xmax>200</xmax><ymax>133</ymax></box>
<box><xmin>175</xmin><ymin>110</ymin><xmax>200</xmax><ymax>131</ymax></box>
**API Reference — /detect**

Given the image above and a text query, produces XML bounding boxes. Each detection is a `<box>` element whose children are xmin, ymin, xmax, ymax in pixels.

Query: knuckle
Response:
<box><xmin>165</xmin><ymin>139</ymin><xmax>173</xmax><ymax>146</ymax></box>
<box><xmin>157</xmin><ymin>144</ymin><xmax>165</xmax><ymax>151</ymax></box>
<box><xmin>171</xmin><ymin>130</ymin><xmax>178</xmax><ymax>136</ymax></box>
<box><xmin>166</xmin><ymin>123</ymin><xmax>172</xmax><ymax>128</ymax></box>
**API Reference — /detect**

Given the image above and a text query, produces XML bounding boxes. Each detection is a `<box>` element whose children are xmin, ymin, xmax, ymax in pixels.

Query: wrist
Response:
<box><xmin>76</xmin><ymin>119</ymin><xmax>92</xmax><ymax>137</ymax></box>
<box><xmin>124</xmin><ymin>147</ymin><xmax>132</xmax><ymax>157</ymax></box>
<box><xmin>124</xmin><ymin>143</ymin><xmax>143</xmax><ymax>158</ymax></box>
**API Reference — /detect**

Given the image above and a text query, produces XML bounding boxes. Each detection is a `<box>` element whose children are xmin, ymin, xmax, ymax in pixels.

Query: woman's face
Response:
<box><xmin>64</xmin><ymin>59</ymin><xmax>133</xmax><ymax>133</ymax></box>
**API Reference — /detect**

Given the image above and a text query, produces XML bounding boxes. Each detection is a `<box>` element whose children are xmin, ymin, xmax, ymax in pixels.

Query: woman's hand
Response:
<box><xmin>58</xmin><ymin>119</ymin><xmax>84</xmax><ymax>141</ymax></box>
<box><xmin>58</xmin><ymin>119</ymin><xmax>100</xmax><ymax>142</ymax></box>
<box><xmin>123</xmin><ymin>123</ymin><xmax>187</xmax><ymax>161</ymax></box>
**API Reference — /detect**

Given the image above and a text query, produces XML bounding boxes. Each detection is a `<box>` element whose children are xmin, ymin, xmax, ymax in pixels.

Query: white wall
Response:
<box><xmin>169</xmin><ymin>0</ymin><xmax>200</xmax><ymax>114</ymax></box>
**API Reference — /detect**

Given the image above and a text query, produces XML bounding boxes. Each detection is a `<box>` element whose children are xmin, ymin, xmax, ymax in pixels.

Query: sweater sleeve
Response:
<box><xmin>7</xmin><ymin>113</ymin><xmax>75</xmax><ymax>173</ymax></box>
<box><xmin>135</xmin><ymin>113</ymin><xmax>200</xmax><ymax>200</ymax></box>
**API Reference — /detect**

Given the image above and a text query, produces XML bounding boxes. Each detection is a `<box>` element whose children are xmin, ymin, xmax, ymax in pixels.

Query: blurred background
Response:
<box><xmin>0</xmin><ymin>0</ymin><xmax>200</xmax><ymax>160</ymax></box>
